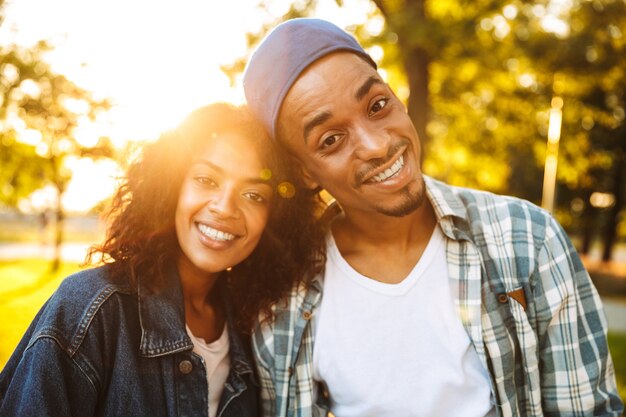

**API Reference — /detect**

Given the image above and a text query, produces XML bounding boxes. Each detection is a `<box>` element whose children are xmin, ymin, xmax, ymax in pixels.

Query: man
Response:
<box><xmin>243</xmin><ymin>18</ymin><xmax>623</xmax><ymax>417</ymax></box>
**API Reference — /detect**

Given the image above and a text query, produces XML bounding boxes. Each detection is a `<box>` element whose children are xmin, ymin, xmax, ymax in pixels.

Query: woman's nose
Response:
<box><xmin>207</xmin><ymin>188</ymin><xmax>240</xmax><ymax>219</ymax></box>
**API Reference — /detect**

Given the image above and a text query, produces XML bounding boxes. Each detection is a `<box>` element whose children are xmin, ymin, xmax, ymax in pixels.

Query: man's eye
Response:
<box><xmin>369</xmin><ymin>98</ymin><xmax>389</xmax><ymax>116</ymax></box>
<box><xmin>321</xmin><ymin>135</ymin><xmax>339</xmax><ymax>148</ymax></box>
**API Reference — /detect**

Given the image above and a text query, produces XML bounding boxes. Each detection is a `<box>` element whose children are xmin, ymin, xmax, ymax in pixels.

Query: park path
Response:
<box><xmin>1</xmin><ymin>242</ymin><xmax>625</xmax><ymax>332</ymax></box>
<box><xmin>0</xmin><ymin>242</ymin><xmax>90</xmax><ymax>263</ymax></box>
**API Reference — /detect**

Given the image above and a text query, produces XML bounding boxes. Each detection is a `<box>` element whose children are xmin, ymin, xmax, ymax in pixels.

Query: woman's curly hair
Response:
<box><xmin>87</xmin><ymin>102</ymin><xmax>326</xmax><ymax>332</ymax></box>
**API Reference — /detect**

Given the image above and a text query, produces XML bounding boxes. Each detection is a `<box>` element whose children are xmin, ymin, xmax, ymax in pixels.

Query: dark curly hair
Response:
<box><xmin>87</xmin><ymin>102</ymin><xmax>326</xmax><ymax>332</ymax></box>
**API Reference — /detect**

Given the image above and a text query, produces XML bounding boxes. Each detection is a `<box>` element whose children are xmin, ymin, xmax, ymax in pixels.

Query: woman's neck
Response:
<box><xmin>176</xmin><ymin>254</ymin><xmax>225</xmax><ymax>343</ymax></box>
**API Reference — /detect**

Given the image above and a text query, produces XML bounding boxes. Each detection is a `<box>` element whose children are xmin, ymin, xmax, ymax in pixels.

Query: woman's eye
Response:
<box><xmin>244</xmin><ymin>192</ymin><xmax>266</xmax><ymax>203</ymax></box>
<box><xmin>369</xmin><ymin>98</ymin><xmax>389</xmax><ymax>116</ymax></box>
<box><xmin>195</xmin><ymin>176</ymin><xmax>217</xmax><ymax>187</ymax></box>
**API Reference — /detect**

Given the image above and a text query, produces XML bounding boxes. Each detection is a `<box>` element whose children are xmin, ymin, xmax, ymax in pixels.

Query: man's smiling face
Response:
<box><xmin>276</xmin><ymin>52</ymin><xmax>426</xmax><ymax>217</ymax></box>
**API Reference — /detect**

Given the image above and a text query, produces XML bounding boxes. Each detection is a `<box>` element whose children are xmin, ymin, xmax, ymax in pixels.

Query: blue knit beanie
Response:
<box><xmin>243</xmin><ymin>18</ymin><xmax>376</xmax><ymax>139</ymax></box>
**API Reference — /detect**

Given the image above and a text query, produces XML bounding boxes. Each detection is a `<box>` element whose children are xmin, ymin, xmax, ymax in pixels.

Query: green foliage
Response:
<box><xmin>0</xmin><ymin>41</ymin><xmax>114</xmax><ymax>207</ymax></box>
<box><xmin>0</xmin><ymin>131</ymin><xmax>48</xmax><ymax>206</ymax></box>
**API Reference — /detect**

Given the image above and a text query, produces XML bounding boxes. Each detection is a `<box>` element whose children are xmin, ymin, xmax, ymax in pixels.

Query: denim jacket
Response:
<box><xmin>0</xmin><ymin>264</ymin><xmax>258</xmax><ymax>417</ymax></box>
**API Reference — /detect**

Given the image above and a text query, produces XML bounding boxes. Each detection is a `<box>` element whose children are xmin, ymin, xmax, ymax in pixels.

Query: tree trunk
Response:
<box><xmin>403</xmin><ymin>49</ymin><xmax>430</xmax><ymax>152</ymax></box>
<box><xmin>580</xmin><ymin>196</ymin><xmax>596</xmax><ymax>255</ymax></box>
<box><xmin>601</xmin><ymin>152</ymin><xmax>625</xmax><ymax>261</ymax></box>
<box><xmin>375</xmin><ymin>0</ymin><xmax>429</xmax><ymax>151</ymax></box>
<box><xmin>51</xmin><ymin>184</ymin><xmax>65</xmax><ymax>272</ymax></box>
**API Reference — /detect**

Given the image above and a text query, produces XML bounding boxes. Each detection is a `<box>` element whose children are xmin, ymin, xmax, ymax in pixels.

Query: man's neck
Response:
<box><xmin>330</xmin><ymin>200</ymin><xmax>437</xmax><ymax>284</ymax></box>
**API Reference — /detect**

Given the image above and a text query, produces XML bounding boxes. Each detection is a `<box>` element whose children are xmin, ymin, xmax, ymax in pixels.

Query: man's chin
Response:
<box><xmin>376</xmin><ymin>177</ymin><xmax>426</xmax><ymax>217</ymax></box>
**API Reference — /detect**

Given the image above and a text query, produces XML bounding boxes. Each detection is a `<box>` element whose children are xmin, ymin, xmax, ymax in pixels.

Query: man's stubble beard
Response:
<box><xmin>376</xmin><ymin>174</ymin><xmax>426</xmax><ymax>218</ymax></box>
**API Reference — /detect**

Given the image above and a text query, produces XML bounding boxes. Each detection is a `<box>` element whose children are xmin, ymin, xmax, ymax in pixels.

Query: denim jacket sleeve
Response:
<box><xmin>0</xmin><ymin>283</ymin><xmax>102</xmax><ymax>417</ymax></box>
<box><xmin>0</xmin><ymin>268</ymin><xmax>120</xmax><ymax>416</ymax></box>
<box><xmin>0</xmin><ymin>332</ymin><xmax>98</xmax><ymax>416</ymax></box>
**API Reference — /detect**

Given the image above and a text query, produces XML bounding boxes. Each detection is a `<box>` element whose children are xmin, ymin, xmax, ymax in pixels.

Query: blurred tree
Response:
<box><xmin>222</xmin><ymin>0</ymin><xmax>548</xmax><ymax>193</ymax></box>
<box><xmin>0</xmin><ymin>41</ymin><xmax>113</xmax><ymax>270</ymax></box>
<box><xmin>225</xmin><ymin>0</ymin><xmax>625</xmax><ymax>257</ymax></box>
<box><xmin>521</xmin><ymin>0</ymin><xmax>626</xmax><ymax>260</ymax></box>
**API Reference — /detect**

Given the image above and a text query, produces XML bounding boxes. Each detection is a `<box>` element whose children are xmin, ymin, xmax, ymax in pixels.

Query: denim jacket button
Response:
<box><xmin>179</xmin><ymin>360</ymin><xmax>193</xmax><ymax>374</ymax></box>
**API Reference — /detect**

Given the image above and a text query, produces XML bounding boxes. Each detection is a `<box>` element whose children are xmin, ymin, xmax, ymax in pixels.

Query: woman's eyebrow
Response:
<box><xmin>193</xmin><ymin>159</ymin><xmax>271</xmax><ymax>184</ymax></box>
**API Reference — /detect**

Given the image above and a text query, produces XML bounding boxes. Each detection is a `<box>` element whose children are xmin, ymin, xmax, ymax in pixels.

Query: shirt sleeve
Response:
<box><xmin>534</xmin><ymin>215</ymin><xmax>623</xmax><ymax>415</ymax></box>
<box><xmin>0</xmin><ymin>336</ymin><xmax>98</xmax><ymax>417</ymax></box>
<box><xmin>252</xmin><ymin>321</ymin><xmax>278</xmax><ymax>417</ymax></box>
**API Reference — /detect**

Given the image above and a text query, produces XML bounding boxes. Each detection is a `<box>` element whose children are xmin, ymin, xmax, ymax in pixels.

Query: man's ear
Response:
<box><xmin>301</xmin><ymin>167</ymin><xmax>320</xmax><ymax>191</ymax></box>
<box><xmin>283</xmin><ymin>149</ymin><xmax>320</xmax><ymax>191</ymax></box>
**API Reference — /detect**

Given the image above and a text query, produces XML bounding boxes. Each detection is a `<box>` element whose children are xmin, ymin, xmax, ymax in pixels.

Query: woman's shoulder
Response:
<box><xmin>54</xmin><ymin>264</ymin><xmax>132</xmax><ymax>300</ymax></box>
<box><xmin>28</xmin><ymin>264</ymin><xmax>135</xmax><ymax>355</ymax></box>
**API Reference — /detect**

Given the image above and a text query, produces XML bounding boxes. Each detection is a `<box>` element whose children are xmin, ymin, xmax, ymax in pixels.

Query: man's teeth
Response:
<box><xmin>372</xmin><ymin>155</ymin><xmax>404</xmax><ymax>183</ymax></box>
<box><xmin>197</xmin><ymin>224</ymin><xmax>235</xmax><ymax>241</ymax></box>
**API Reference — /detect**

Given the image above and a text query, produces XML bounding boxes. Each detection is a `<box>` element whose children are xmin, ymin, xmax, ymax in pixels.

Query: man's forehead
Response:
<box><xmin>286</xmin><ymin>52</ymin><xmax>381</xmax><ymax>106</ymax></box>
<box><xmin>302</xmin><ymin>52</ymin><xmax>376</xmax><ymax>82</ymax></box>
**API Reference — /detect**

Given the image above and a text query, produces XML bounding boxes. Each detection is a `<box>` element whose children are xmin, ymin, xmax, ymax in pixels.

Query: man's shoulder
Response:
<box><xmin>426</xmin><ymin>176</ymin><xmax>550</xmax><ymax>230</ymax></box>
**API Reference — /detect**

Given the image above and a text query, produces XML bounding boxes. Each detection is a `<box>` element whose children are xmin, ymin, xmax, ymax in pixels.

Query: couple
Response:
<box><xmin>0</xmin><ymin>18</ymin><xmax>623</xmax><ymax>417</ymax></box>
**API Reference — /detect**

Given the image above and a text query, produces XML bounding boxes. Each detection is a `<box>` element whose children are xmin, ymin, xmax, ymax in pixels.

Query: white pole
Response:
<box><xmin>541</xmin><ymin>96</ymin><xmax>563</xmax><ymax>213</ymax></box>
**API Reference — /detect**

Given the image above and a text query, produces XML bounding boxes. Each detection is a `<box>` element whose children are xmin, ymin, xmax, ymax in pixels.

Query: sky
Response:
<box><xmin>0</xmin><ymin>0</ymin><xmax>371</xmax><ymax>212</ymax></box>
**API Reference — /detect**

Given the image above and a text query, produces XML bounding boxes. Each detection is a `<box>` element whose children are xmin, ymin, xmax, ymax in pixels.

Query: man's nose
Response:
<box><xmin>207</xmin><ymin>188</ymin><xmax>240</xmax><ymax>219</ymax></box>
<box><xmin>352</xmin><ymin>124</ymin><xmax>391</xmax><ymax>161</ymax></box>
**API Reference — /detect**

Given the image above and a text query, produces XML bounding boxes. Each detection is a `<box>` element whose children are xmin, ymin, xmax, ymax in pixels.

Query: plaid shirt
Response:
<box><xmin>252</xmin><ymin>176</ymin><xmax>623</xmax><ymax>417</ymax></box>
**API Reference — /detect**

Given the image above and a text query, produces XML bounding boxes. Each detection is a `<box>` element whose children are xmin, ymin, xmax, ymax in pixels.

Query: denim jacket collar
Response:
<box><xmin>137</xmin><ymin>265</ymin><xmax>193</xmax><ymax>357</ymax></box>
<box><xmin>222</xmin><ymin>283</ymin><xmax>254</xmax><ymax>378</ymax></box>
<box><xmin>136</xmin><ymin>265</ymin><xmax>254</xmax><ymax>379</ymax></box>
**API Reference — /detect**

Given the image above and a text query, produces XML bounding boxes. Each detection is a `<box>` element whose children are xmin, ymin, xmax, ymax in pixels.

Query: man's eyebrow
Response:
<box><xmin>355</xmin><ymin>76</ymin><xmax>383</xmax><ymax>101</ymax></box>
<box><xmin>303</xmin><ymin>110</ymin><xmax>332</xmax><ymax>143</ymax></box>
<box><xmin>193</xmin><ymin>159</ymin><xmax>271</xmax><ymax>184</ymax></box>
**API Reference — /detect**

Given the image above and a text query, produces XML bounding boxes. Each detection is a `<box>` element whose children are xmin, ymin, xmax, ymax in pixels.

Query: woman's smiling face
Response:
<box><xmin>175</xmin><ymin>132</ymin><xmax>272</xmax><ymax>277</ymax></box>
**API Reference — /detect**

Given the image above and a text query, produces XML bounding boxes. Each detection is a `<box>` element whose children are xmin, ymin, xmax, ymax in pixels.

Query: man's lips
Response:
<box><xmin>370</xmin><ymin>155</ymin><xmax>404</xmax><ymax>183</ymax></box>
<box><xmin>360</xmin><ymin>146</ymin><xmax>407</xmax><ymax>185</ymax></box>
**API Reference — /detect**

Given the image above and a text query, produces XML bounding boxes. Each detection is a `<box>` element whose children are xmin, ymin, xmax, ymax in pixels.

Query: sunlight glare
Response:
<box><xmin>61</xmin><ymin>157</ymin><xmax>122</xmax><ymax>213</ymax></box>
<box><xmin>1</xmin><ymin>0</ymin><xmax>373</xmax><ymax>212</ymax></box>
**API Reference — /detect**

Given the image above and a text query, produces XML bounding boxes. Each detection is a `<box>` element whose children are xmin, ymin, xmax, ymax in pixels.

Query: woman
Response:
<box><xmin>0</xmin><ymin>103</ymin><xmax>324</xmax><ymax>416</ymax></box>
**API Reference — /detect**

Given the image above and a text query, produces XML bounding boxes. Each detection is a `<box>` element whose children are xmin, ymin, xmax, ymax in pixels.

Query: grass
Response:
<box><xmin>0</xmin><ymin>258</ymin><xmax>625</xmax><ymax>407</ymax></box>
<box><xmin>608</xmin><ymin>332</ymin><xmax>626</xmax><ymax>403</ymax></box>
<box><xmin>0</xmin><ymin>258</ymin><xmax>85</xmax><ymax>370</ymax></box>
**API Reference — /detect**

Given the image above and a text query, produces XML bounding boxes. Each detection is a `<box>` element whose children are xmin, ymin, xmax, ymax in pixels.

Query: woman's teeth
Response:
<box><xmin>197</xmin><ymin>223</ymin><xmax>235</xmax><ymax>241</ymax></box>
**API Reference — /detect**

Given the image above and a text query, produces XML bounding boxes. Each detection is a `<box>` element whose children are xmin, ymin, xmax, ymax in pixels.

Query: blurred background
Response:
<box><xmin>0</xmin><ymin>0</ymin><xmax>625</xmax><ymax>403</ymax></box>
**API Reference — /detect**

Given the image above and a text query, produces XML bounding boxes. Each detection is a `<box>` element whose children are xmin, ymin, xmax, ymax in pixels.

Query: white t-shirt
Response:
<box><xmin>313</xmin><ymin>227</ymin><xmax>496</xmax><ymax>417</ymax></box>
<box><xmin>187</xmin><ymin>324</ymin><xmax>230</xmax><ymax>417</ymax></box>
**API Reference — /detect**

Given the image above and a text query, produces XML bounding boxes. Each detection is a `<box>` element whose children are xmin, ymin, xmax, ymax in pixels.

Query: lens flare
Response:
<box><xmin>260</xmin><ymin>168</ymin><xmax>272</xmax><ymax>181</ymax></box>
<box><xmin>278</xmin><ymin>181</ymin><xmax>295</xmax><ymax>198</ymax></box>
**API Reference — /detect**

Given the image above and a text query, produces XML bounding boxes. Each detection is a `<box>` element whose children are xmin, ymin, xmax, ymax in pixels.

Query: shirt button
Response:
<box><xmin>179</xmin><ymin>360</ymin><xmax>193</xmax><ymax>374</ymax></box>
<box><xmin>303</xmin><ymin>311</ymin><xmax>312</xmax><ymax>320</ymax></box>
<box><xmin>288</xmin><ymin>366</ymin><xmax>294</xmax><ymax>376</ymax></box>
<box><xmin>497</xmin><ymin>293</ymin><xmax>509</xmax><ymax>304</ymax></box>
